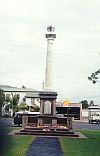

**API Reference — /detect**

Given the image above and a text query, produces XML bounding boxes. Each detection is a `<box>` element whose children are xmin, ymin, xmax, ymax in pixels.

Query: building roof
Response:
<box><xmin>0</xmin><ymin>85</ymin><xmax>57</xmax><ymax>99</ymax></box>
<box><xmin>0</xmin><ymin>85</ymin><xmax>37</xmax><ymax>92</ymax></box>
<box><xmin>26</xmin><ymin>92</ymin><xmax>40</xmax><ymax>98</ymax></box>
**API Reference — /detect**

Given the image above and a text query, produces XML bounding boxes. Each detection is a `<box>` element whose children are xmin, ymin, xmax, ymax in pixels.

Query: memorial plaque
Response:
<box><xmin>44</xmin><ymin>101</ymin><xmax>51</xmax><ymax>114</ymax></box>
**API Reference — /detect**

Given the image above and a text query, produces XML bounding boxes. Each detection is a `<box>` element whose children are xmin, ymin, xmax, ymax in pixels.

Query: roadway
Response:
<box><xmin>73</xmin><ymin>118</ymin><xmax>100</xmax><ymax>130</ymax></box>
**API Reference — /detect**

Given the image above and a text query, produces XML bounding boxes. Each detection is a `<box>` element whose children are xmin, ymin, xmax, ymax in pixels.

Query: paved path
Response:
<box><xmin>25</xmin><ymin>137</ymin><xmax>63</xmax><ymax>156</ymax></box>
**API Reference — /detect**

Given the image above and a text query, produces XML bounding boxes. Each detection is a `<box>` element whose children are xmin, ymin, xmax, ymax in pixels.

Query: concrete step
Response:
<box><xmin>20</xmin><ymin>129</ymin><xmax>74</xmax><ymax>134</ymax></box>
<box><xmin>16</xmin><ymin>131</ymin><xmax>79</xmax><ymax>137</ymax></box>
<box><xmin>24</xmin><ymin>127</ymin><xmax>69</xmax><ymax>131</ymax></box>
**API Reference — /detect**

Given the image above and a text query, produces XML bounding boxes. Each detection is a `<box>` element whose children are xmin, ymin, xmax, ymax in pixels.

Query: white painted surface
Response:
<box><xmin>44</xmin><ymin>27</ymin><xmax>56</xmax><ymax>91</ymax></box>
<box><xmin>82</xmin><ymin>109</ymin><xmax>88</xmax><ymax>117</ymax></box>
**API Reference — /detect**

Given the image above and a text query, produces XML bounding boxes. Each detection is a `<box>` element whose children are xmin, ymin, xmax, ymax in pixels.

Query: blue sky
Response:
<box><xmin>0</xmin><ymin>0</ymin><xmax>100</xmax><ymax>104</ymax></box>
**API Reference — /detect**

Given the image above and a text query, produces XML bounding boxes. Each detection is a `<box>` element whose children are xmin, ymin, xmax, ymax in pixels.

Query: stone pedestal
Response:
<box><xmin>52</xmin><ymin>119</ymin><xmax>57</xmax><ymax>127</ymax></box>
<box><xmin>67</xmin><ymin>117</ymin><xmax>73</xmax><ymax>130</ymax></box>
<box><xmin>22</xmin><ymin>115</ymin><xmax>28</xmax><ymax>128</ymax></box>
<box><xmin>37</xmin><ymin>118</ymin><xmax>43</xmax><ymax>126</ymax></box>
<box><xmin>38</xmin><ymin>91</ymin><xmax>57</xmax><ymax>126</ymax></box>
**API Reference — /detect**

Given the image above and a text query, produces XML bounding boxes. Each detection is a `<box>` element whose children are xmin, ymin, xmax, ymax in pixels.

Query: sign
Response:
<box><xmin>63</xmin><ymin>100</ymin><xmax>70</xmax><ymax>106</ymax></box>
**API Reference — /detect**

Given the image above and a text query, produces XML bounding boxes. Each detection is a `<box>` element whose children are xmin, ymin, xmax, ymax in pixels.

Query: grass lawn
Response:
<box><xmin>1</xmin><ymin>127</ymin><xmax>34</xmax><ymax>156</ymax></box>
<box><xmin>3</xmin><ymin>136</ymin><xmax>34</xmax><ymax>156</ymax></box>
<box><xmin>3</xmin><ymin>126</ymin><xmax>22</xmax><ymax>133</ymax></box>
<box><xmin>60</xmin><ymin>129</ymin><xmax>100</xmax><ymax>156</ymax></box>
<box><xmin>1</xmin><ymin>127</ymin><xmax>100</xmax><ymax>156</ymax></box>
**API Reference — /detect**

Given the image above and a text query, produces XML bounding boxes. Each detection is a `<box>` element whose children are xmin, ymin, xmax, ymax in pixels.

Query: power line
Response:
<box><xmin>0</xmin><ymin>40</ymin><xmax>100</xmax><ymax>52</ymax></box>
<box><xmin>0</xmin><ymin>46</ymin><xmax>99</xmax><ymax>57</ymax></box>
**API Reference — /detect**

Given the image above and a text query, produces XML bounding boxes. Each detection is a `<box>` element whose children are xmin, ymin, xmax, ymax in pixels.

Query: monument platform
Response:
<box><xmin>15</xmin><ymin>126</ymin><xmax>79</xmax><ymax>137</ymax></box>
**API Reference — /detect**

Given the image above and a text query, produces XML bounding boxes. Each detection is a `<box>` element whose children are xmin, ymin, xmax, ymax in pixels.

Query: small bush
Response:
<box><xmin>3</xmin><ymin>114</ymin><xmax>10</xmax><ymax>118</ymax></box>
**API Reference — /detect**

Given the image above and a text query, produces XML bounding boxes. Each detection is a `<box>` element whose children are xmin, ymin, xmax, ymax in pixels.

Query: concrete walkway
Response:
<box><xmin>25</xmin><ymin>137</ymin><xmax>63</xmax><ymax>156</ymax></box>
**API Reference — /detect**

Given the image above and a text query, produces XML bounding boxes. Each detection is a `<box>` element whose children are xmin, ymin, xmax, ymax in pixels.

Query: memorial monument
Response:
<box><xmin>38</xmin><ymin>26</ymin><xmax>58</xmax><ymax>126</ymax></box>
<box><xmin>44</xmin><ymin>25</ymin><xmax>56</xmax><ymax>91</ymax></box>
<box><xmin>16</xmin><ymin>26</ymin><xmax>79</xmax><ymax>137</ymax></box>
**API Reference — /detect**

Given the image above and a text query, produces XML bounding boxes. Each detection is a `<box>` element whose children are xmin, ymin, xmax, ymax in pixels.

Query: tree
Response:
<box><xmin>10</xmin><ymin>94</ymin><xmax>20</xmax><ymax>112</ymax></box>
<box><xmin>5</xmin><ymin>95</ymin><xmax>10</xmax><ymax>103</ymax></box>
<box><xmin>81</xmin><ymin>100</ymin><xmax>88</xmax><ymax>109</ymax></box>
<box><xmin>30</xmin><ymin>104</ymin><xmax>40</xmax><ymax>112</ymax></box>
<box><xmin>0</xmin><ymin>89</ymin><xmax>5</xmax><ymax>116</ymax></box>
<box><xmin>18</xmin><ymin>102</ymin><xmax>40</xmax><ymax>112</ymax></box>
<box><xmin>89</xmin><ymin>100</ymin><xmax>94</xmax><ymax>106</ymax></box>
<box><xmin>18</xmin><ymin>102</ymin><xmax>28</xmax><ymax>111</ymax></box>
<box><xmin>88</xmin><ymin>69</ymin><xmax>100</xmax><ymax>84</ymax></box>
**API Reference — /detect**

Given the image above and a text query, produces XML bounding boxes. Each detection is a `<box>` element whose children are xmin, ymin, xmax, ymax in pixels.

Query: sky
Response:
<box><xmin>0</xmin><ymin>0</ymin><xmax>100</xmax><ymax>104</ymax></box>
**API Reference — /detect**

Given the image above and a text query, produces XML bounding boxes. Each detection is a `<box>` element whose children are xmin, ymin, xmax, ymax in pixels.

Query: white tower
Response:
<box><xmin>44</xmin><ymin>26</ymin><xmax>56</xmax><ymax>91</ymax></box>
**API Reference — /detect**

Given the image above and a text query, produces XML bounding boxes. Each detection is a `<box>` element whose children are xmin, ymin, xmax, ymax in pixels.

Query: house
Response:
<box><xmin>0</xmin><ymin>85</ymin><xmax>40</xmax><ymax>116</ymax></box>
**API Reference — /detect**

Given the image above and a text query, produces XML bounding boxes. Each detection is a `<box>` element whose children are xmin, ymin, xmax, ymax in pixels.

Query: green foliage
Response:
<box><xmin>88</xmin><ymin>69</ymin><xmax>100</xmax><ymax>84</ymax></box>
<box><xmin>18</xmin><ymin>102</ymin><xmax>28</xmax><ymax>111</ymax></box>
<box><xmin>0</xmin><ymin>89</ymin><xmax>5</xmax><ymax>115</ymax></box>
<box><xmin>0</xmin><ymin>89</ymin><xmax>5</xmax><ymax>105</ymax></box>
<box><xmin>29</xmin><ymin>104</ymin><xmax>40</xmax><ymax>112</ymax></box>
<box><xmin>18</xmin><ymin>102</ymin><xmax>40</xmax><ymax>112</ymax></box>
<box><xmin>89</xmin><ymin>100</ymin><xmax>94</xmax><ymax>106</ymax></box>
<box><xmin>81</xmin><ymin>100</ymin><xmax>88</xmax><ymax>109</ymax></box>
<box><xmin>10</xmin><ymin>94</ymin><xmax>20</xmax><ymax>111</ymax></box>
<box><xmin>3</xmin><ymin>114</ymin><xmax>10</xmax><ymax>118</ymax></box>
<box><xmin>5</xmin><ymin>96</ymin><xmax>11</xmax><ymax>103</ymax></box>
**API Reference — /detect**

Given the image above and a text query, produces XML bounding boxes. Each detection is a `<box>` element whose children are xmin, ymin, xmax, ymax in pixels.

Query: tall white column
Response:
<box><xmin>44</xmin><ymin>26</ymin><xmax>56</xmax><ymax>91</ymax></box>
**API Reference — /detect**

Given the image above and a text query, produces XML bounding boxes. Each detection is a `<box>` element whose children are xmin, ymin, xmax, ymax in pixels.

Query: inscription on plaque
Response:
<box><xmin>44</xmin><ymin>101</ymin><xmax>51</xmax><ymax>114</ymax></box>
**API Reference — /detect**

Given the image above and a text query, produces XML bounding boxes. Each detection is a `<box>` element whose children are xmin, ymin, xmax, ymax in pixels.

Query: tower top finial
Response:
<box><xmin>47</xmin><ymin>26</ymin><xmax>55</xmax><ymax>32</ymax></box>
